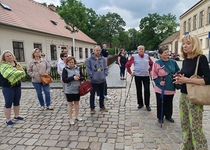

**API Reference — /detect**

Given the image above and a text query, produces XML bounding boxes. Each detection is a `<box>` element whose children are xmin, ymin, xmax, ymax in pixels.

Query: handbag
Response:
<box><xmin>186</xmin><ymin>55</ymin><xmax>210</xmax><ymax>105</ymax></box>
<box><xmin>40</xmin><ymin>74</ymin><xmax>53</xmax><ymax>85</ymax></box>
<box><xmin>35</xmin><ymin>63</ymin><xmax>53</xmax><ymax>85</ymax></box>
<box><xmin>79</xmin><ymin>80</ymin><xmax>93</xmax><ymax>96</ymax></box>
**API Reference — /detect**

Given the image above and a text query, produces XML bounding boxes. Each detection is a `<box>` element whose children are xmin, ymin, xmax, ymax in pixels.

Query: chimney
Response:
<box><xmin>48</xmin><ymin>4</ymin><xmax>56</xmax><ymax>12</ymax></box>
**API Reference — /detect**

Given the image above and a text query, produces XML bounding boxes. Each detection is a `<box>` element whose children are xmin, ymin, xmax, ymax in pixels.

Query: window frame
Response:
<box><xmin>13</xmin><ymin>41</ymin><xmax>25</xmax><ymax>62</ymax></box>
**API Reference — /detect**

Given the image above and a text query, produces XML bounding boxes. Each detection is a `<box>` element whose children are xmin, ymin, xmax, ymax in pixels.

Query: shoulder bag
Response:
<box><xmin>186</xmin><ymin>55</ymin><xmax>210</xmax><ymax>105</ymax></box>
<box><xmin>35</xmin><ymin>63</ymin><xmax>53</xmax><ymax>85</ymax></box>
<box><xmin>79</xmin><ymin>80</ymin><xmax>93</xmax><ymax>96</ymax></box>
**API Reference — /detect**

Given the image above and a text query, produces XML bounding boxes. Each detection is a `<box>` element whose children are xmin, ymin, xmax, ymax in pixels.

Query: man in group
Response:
<box><xmin>86</xmin><ymin>45</ymin><xmax>108</xmax><ymax>113</ymax></box>
<box><xmin>96</xmin><ymin>44</ymin><xmax>111</xmax><ymax>100</ymax></box>
<box><xmin>126</xmin><ymin>45</ymin><xmax>153</xmax><ymax>111</ymax></box>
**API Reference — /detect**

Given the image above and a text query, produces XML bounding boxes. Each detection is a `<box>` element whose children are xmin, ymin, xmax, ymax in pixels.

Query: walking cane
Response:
<box><xmin>149</xmin><ymin>74</ymin><xmax>154</xmax><ymax>88</ymax></box>
<box><xmin>124</xmin><ymin>76</ymin><xmax>134</xmax><ymax>106</ymax></box>
<box><xmin>160</xmin><ymin>77</ymin><xmax>165</xmax><ymax>128</ymax></box>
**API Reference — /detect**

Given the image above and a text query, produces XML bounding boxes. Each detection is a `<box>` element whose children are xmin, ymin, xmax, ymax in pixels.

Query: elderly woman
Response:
<box><xmin>27</xmin><ymin>48</ymin><xmax>53</xmax><ymax>111</ymax></box>
<box><xmin>0</xmin><ymin>50</ymin><xmax>26</xmax><ymax>125</ymax></box>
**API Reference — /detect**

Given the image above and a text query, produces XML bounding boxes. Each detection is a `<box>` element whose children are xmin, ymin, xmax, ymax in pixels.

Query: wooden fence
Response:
<box><xmin>23</xmin><ymin>55</ymin><xmax>118</xmax><ymax>82</ymax></box>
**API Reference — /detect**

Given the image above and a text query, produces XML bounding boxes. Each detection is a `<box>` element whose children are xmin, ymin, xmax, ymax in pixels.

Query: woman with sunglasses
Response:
<box><xmin>57</xmin><ymin>52</ymin><xmax>68</xmax><ymax>92</ymax></box>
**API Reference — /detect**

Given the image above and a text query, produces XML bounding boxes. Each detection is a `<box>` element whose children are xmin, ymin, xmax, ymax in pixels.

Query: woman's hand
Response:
<box><xmin>74</xmin><ymin>75</ymin><xmax>80</xmax><ymax>81</ymax></box>
<box><xmin>160</xmin><ymin>80</ymin><xmax>165</xmax><ymax>86</ymax></box>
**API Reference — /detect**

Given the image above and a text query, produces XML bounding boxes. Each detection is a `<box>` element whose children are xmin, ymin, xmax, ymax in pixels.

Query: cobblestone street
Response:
<box><xmin>1</xmin><ymin>63</ymin><xmax>210</xmax><ymax>149</ymax></box>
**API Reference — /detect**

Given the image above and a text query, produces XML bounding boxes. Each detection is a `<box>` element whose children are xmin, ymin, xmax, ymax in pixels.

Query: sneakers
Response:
<box><xmin>69</xmin><ymin>119</ymin><xmax>75</xmax><ymax>125</ymax></box>
<box><xmin>46</xmin><ymin>106</ymin><xmax>54</xmax><ymax>110</ymax></box>
<box><xmin>14</xmin><ymin>116</ymin><xmax>24</xmax><ymax>120</ymax></box>
<box><xmin>90</xmin><ymin>109</ymin><xmax>96</xmax><ymax>114</ymax></box>
<box><xmin>100</xmin><ymin>107</ymin><xmax>108</xmax><ymax>112</ymax></box>
<box><xmin>6</xmin><ymin>120</ymin><xmax>14</xmax><ymax>126</ymax></box>
<box><xmin>75</xmin><ymin>117</ymin><xmax>83</xmax><ymax>121</ymax></box>
<box><xmin>39</xmin><ymin>106</ymin><xmax>45</xmax><ymax>111</ymax></box>
<box><xmin>96</xmin><ymin>96</ymin><xmax>100</xmax><ymax>100</ymax></box>
<box><xmin>104</xmin><ymin>95</ymin><xmax>111</xmax><ymax>100</ymax></box>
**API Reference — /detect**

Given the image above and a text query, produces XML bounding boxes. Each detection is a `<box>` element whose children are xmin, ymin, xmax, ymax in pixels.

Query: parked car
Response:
<box><xmin>170</xmin><ymin>53</ymin><xmax>180</xmax><ymax>61</ymax></box>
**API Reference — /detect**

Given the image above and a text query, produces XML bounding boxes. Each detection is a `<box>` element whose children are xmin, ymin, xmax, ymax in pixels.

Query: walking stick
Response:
<box><xmin>149</xmin><ymin>74</ymin><xmax>154</xmax><ymax>88</ymax></box>
<box><xmin>160</xmin><ymin>77</ymin><xmax>165</xmax><ymax>128</ymax></box>
<box><xmin>124</xmin><ymin>76</ymin><xmax>134</xmax><ymax>106</ymax></box>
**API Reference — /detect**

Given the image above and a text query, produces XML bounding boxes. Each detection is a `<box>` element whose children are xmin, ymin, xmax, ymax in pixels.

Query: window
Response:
<box><xmin>200</xmin><ymin>11</ymin><xmax>204</xmax><ymax>27</ymax></box>
<box><xmin>50</xmin><ymin>45</ymin><xmax>57</xmax><ymax>60</ymax></box>
<box><xmin>207</xmin><ymin>38</ymin><xmax>210</xmax><ymax>48</ymax></box>
<box><xmin>61</xmin><ymin>46</ymin><xmax>67</xmax><ymax>53</ymax></box>
<box><xmin>0</xmin><ymin>2</ymin><xmax>11</xmax><ymax>10</ymax></box>
<box><xmin>85</xmin><ymin>48</ymin><xmax>88</xmax><ymax>58</ymax></box>
<box><xmin>193</xmin><ymin>15</ymin><xmax>197</xmax><ymax>30</ymax></box>
<box><xmin>71</xmin><ymin>46</ymin><xmax>74</xmax><ymax>57</ymax></box>
<box><xmin>208</xmin><ymin>7</ymin><xmax>210</xmax><ymax>24</ymax></box>
<box><xmin>79</xmin><ymin>47</ymin><xmax>83</xmax><ymax>59</ymax></box>
<box><xmin>188</xmin><ymin>18</ymin><xmax>191</xmax><ymax>32</ymax></box>
<box><xmin>90</xmin><ymin>48</ymin><xmax>93</xmax><ymax>54</ymax></box>
<box><xmin>183</xmin><ymin>21</ymin><xmax>186</xmax><ymax>33</ymax></box>
<box><xmin>200</xmin><ymin>39</ymin><xmax>203</xmax><ymax>48</ymax></box>
<box><xmin>34</xmin><ymin>43</ymin><xmax>42</xmax><ymax>51</ymax></box>
<box><xmin>13</xmin><ymin>41</ymin><xmax>25</xmax><ymax>62</ymax></box>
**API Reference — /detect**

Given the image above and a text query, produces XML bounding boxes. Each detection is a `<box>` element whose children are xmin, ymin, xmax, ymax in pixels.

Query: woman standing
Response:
<box><xmin>27</xmin><ymin>48</ymin><xmax>53</xmax><ymax>111</ymax></box>
<box><xmin>174</xmin><ymin>34</ymin><xmax>210</xmax><ymax>150</ymax></box>
<box><xmin>118</xmin><ymin>49</ymin><xmax>127</xmax><ymax>80</ymax></box>
<box><xmin>57</xmin><ymin>52</ymin><xmax>68</xmax><ymax>92</ymax></box>
<box><xmin>62</xmin><ymin>56</ymin><xmax>84</xmax><ymax>125</ymax></box>
<box><xmin>0</xmin><ymin>50</ymin><xmax>26</xmax><ymax>125</ymax></box>
<box><xmin>151</xmin><ymin>46</ymin><xmax>180</xmax><ymax>123</ymax></box>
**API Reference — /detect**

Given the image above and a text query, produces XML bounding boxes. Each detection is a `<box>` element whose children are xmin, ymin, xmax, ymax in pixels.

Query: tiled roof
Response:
<box><xmin>0</xmin><ymin>0</ymin><xmax>96</xmax><ymax>44</ymax></box>
<box><xmin>159</xmin><ymin>32</ymin><xmax>180</xmax><ymax>46</ymax></box>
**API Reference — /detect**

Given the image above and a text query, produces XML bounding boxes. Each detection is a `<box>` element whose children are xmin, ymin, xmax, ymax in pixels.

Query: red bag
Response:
<box><xmin>79</xmin><ymin>81</ymin><xmax>93</xmax><ymax>96</ymax></box>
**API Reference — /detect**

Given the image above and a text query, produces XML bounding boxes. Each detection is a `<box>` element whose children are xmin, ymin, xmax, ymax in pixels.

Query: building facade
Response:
<box><xmin>0</xmin><ymin>0</ymin><xmax>96</xmax><ymax>66</ymax></box>
<box><xmin>179</xmin><ymin>0</ymin><xmax>210</xmax><ymax>56</ymax></box>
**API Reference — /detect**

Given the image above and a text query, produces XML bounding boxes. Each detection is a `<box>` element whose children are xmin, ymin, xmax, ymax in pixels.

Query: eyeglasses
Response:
<box><xmin>63</xmin><ymin>56</ymin><xmax>67</xmax><ymax>57</ymax></box>
<box><xmin>41</xmin><ymin>55</ymin><xmax>45</xmax><ymax>56</ymax></box>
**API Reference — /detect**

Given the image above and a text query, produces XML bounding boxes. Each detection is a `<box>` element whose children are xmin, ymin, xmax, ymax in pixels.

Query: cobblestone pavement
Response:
<box><xmin>1</xmin><ymin>61</ymin><xmax>210</xmax><ymax>150</ymax></box>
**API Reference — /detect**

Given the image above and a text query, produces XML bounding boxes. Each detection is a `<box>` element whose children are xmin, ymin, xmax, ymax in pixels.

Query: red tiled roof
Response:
<box><xmin>159</xmin><ymin>32</ymin><xmax>180</xmax><ymax>46</ymax></box>
<box><xmin>0</xmin><ymin>0</ymin><xmax>96</xmax><ymax>44</ymax></box>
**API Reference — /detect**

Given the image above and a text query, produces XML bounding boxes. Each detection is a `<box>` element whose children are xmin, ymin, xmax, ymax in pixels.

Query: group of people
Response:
<box><xmin>0</xmin><ymin>34</ymin><xmax>209</xmax><ymax>149</ymax></box>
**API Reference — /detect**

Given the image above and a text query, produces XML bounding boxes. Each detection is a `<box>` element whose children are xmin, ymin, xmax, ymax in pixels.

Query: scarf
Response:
<box><xmin>0</xmin><ymin>62</ymin><xmax>26</xmax><ymax>85</ymax></box>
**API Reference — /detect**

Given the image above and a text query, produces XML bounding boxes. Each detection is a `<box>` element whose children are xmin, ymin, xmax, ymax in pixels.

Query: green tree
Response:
<box><xmin>139</xmin><ymin>13</ymin><xmax>178</xmax><ymax>50</ymax></box>
<box><xmin>58</xmin><ymin>0</ymin><xmax>88</xmax><ymax>33</ymax></box>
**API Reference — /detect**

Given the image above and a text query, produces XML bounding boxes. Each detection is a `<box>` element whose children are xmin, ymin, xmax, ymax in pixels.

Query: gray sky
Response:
<box><xmin>35</xmin><ymin>0</ymin><xmax>199</xmax><ymax>30</ymax></box>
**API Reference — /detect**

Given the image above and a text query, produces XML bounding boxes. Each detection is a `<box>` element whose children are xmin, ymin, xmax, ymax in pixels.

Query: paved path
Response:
<box><xmin>1</xmin><ymin>60</ymin><xmax>210</xmax><ymax>149</ymax></box>
<box><xmin>21</xmin><ymin>63</ymin><xmax>126</xmax><ymax>89</ymax></box>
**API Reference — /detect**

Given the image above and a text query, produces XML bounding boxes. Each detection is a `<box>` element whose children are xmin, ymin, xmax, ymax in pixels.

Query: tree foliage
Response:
<box><xmin>54</xmin><ymin>1</ymin><xmax>179</xmax><ymax>51</ymax></box>
<box><xmin>139</xmin><ymin>13</ymin><xmax>179</xmax><ymax>50</ymax></box>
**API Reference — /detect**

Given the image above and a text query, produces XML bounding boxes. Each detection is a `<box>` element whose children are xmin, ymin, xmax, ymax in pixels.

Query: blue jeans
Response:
<box><xmin>2</xmin><ymin>86</ymin><xmax>21</xmax><ymax>108</ymax></box>
<box><xmin>90</xmin><ymin>82</ymin><xmax>105</xmax><ymax>109</ymax></box>
<box><xmin>32</xmin><ymin>82</ymin><xmax>51</xmax><ymax>107</ymax></box>
<box><xmin>120</xmin><ymin>65</ymin><xmax>126</xmax><ymax>77</ymax></box>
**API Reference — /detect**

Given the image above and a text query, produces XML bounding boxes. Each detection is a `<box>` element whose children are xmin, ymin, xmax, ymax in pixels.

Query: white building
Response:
<box><xmin>0</xmin><ymin>0</ymin><xmax>96</xmax><ymax>66</ymax></box>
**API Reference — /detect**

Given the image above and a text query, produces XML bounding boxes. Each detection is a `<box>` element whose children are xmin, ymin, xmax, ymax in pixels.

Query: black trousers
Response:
<box><xmin>155</xmin><ymin>92</ymin><xmax>174</xmax><ymax>119</ymax></box>
<box><xmin>134</xmin><ymin>76</ymin><xmax>150</xmax><ymax>106</ymax></box>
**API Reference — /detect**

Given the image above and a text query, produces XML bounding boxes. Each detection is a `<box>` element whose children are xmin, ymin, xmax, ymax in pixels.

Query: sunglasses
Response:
<box><xmin>63</xmin><ymin>56</ymin><xmax>67</xmax><ymax>57</ymax></box>
<box><xmin>41</xmin><ymin>55</ymin><xmax>45</xmax><ymax>56</ymax></box>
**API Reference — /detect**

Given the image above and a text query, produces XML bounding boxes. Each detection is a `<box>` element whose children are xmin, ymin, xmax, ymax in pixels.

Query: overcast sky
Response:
<box><xmin>35</xmin><ymin>0</ymin><xmax>199</xmax><ymax>30</ymax></box>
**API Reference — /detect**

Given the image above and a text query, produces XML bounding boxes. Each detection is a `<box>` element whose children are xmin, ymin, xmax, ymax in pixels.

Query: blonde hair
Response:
<box><xmin>32</xmin><ymin>48</ymin><xmax>41</xmax><ymax>59</ymax></box>
<box><xmin>0</xmin><ymin>50</ymin><xmax>16</xmax><ymax>65</ymax></box>
<box><xmin>180</xmin><ymin>34</ymin><xmax>203</xmax><ymax>59</ymax></box>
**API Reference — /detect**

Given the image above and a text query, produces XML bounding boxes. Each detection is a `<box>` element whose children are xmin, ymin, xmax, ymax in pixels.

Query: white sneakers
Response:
<box><xmin>69</xmin><ymin>117</ymin><xmax>83</xmax><ymax>125</ymax></box>
<box><xmin>39</xmin><ymin>106</ymin><xmax>45</xmax><ymax>111</ymax></box>
<box><xmin>104</xmin><ymin>95</ymin><xmax>111</xmax><ymax>100</ymax></box>
<box><xmin>96</xmin><ymin>95</ymin><xmax>111</xmax><ymax>100</ymax></box>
